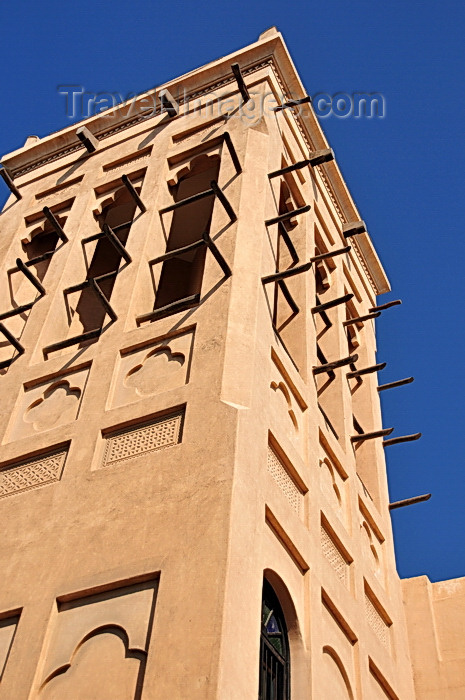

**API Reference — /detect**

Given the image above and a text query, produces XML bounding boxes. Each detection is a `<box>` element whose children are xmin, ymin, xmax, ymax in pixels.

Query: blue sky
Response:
<box><xmin>1</xmin><ymin>0</ymin><xmax>464</xmax><ymax>583</ymax></box>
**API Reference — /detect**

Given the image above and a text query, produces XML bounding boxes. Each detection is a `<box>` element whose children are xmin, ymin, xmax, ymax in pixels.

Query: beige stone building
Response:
<box><xmin>0</xmin><ymin>27</ymin><xmax>463</xmax><ymax>700</ymax></box>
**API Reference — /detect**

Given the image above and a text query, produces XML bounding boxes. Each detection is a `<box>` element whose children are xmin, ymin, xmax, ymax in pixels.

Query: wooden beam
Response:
<box><xmin>369</xmin><ymin>299</ymin><xmax>402</xmax><ymax>312</ymax></box>
<box><xmin>273</xmin><ymin>95</ymin><xmax>312</xmax><ymax>112</ymax></box>
<box><xmin>377</xmin><ymin>377</ymin><xmax>414</xmax><ymax>392</ymax></box>
<box><xmin>121</xmin><ymin>174</ymin><xmax>146</xmax><ymax>213</ymax></box>
<box><xmin>265</xmin><ymin>205</ymin><xmax>311</xmax><ymax>227</ymax></box>
<box><xmin>389</xmin><ymin>494</ymin><xmax>431</xmax><ymax>510</ymax></box>
<box><xmin>15</xmin><ymin>258</ymin><xmax>45</xmax><ymax>297</ymax></box>
<box><xmin>262</xmin><ymin>262</ymin><xmax>312</xmax><ymax>284</ymax></box>
<box><xmin>351</xmin><ymin>427</ymin><xmax>393</xmax><ymax>443</ymax></box>
<box><xmin>310</xmin><ymin>246</ymin><xmax>350</xmax><ymax>263</ymax></box>
<box><xmin>76</xmin><ymin>126</ymin><xmax>99</xmax><ymax>153</ymax></box>
<box><xmin>231</xmin><ymin>63</ymin><xmax>250</xmax><ymax>103</ymax></box>
<box><xmin>343</xmin><ymin>312</ymin><xmax>381</xmax><ymax>326</ymax></box>
<box><xmin>0</xmin><ymin>167</ymin><xmax>21</xmax><ymax>200</ymax></box>
<box><xmin>158</xmin><ymin>88</ymin><xmax>179</xmax><ymax>117</ymax></box>
<box><xmin>343</xmin><ymin>220</ymin><xmax>366</xmax><ymax>238</ymax></box>
<box><xmin>313</xmin><ymin>353</ymin><xmax>358</xmax><ymax>375</ymax></box>
<box><xmin>347</xmin><ymin>362</ymin><xmax>386</xmax><ymax>378</ymax></box>
<box><xmin>383</xmin><ymin>433</ymin><xmax>422</xmax><ymax>447</ymax></box>
<box><xmin>312</xmin><ymin>293</ymin><xmax>353</xmax><ymax>314</ymax></box>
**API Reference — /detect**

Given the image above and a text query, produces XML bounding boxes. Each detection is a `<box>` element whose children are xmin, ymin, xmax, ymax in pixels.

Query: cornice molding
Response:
<box><xmin>1</xmin><ymin>31</ymin><xmax>389</xmax><ymax>294</ymax></box>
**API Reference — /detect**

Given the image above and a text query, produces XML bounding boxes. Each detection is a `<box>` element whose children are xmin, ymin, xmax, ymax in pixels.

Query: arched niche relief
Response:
<box><xmin>321</xmin><ymin>646</ymin><xmax>355</xmax><ymax>700</ymax></box>
<box><xmin>320</xmin><ymin>457</ymin><xmax>343</xmax><ymax>513</ymax></box>
<box><xmin>261</xmin><ymin>570</ymin><xmax>308</xmax><ymax>700</ymax></box>
<box><xmin>270</xmin><ymin>381</ymin><xmax>298</xmax><ymax>433</ymax></box>
<box><xmin>269</xmin><ymin>351</ymin><xmax>307</xmax><ymax>450</ymax></box>
<box><xmin>7</xmin><ymin>366</ymin><xmax>90</xmax><ymax>442</ymax></box>
<box><xmin>39</xmin><ymin>625</ymin><xmax>146</xmax><ymax>700</ymax></box>
<box><xmin>360</xmin><ymin>519</ymin><xmax>382</xmax><ymax>580</ymax></box>
<box><xmin>109</xmin><ymin>328</ymin><xmax>194</xmax><ymax>409</ymax></box>
<box><xmin>36</xmin><ymin>580</ymin><xmax>157</xmax><ymax>700</ymax></box>
<box><xmin>125</xmin><ymin>346</ymin><xmax>185</xmax><ymax>395</ymax></box>
<box><xmin>24</xmin><ymin>381</ymin><xmax>81</xmax><ymax>432</ymax></box>
<box><xmin>166</xmin><ymin>152</ymin><xmax>221</xmax><ymax>189</ymax></box>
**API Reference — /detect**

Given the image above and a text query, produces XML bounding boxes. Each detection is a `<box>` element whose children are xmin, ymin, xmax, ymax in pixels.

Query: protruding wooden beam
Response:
<box><xmin>310</xmin><ymin>246</ymin><xmax>350</xmax><ymax>263</ymax></box>
<box><xmin>265</xmin><ymin>205</ymin><xmax>311</xmax><ymax>227</ymax></box>
<box><xmin>158</xmin><ymin>88</ymin><xmax>179</xmax><ymax>117</ymax></box>
<box><xmin>268</xmin><ymin>149</ymin><xmax>334</xmax><ymax>179</ymax></box>
<box><xmin>0</xmin><ymin>322</ymin><xmax>25</xmax><ymax>369</ymax></box>
<box><xmin>88</xmin><ymin>278</ymin><xmax>117</xmax><ymax>322</ymax></box>
<box><xmin>210</xmin><ymin>180</ymin><xmax>237</xmax><ymax>223</ymax></box>
<box><xmin>273</xmin><ymin>96</ymin><xmax>312</xmax><ymax>112</ymax></box>
<box><xmin>76</xmin><ymin>126</ymin><xmax>99</xmax><ymax>153</ymax></box>
<box><xmin>307</xmin><ymin>148</ymin><xmax>335</xmax><ymax>167</ymax></box>
<box><xmin>377</xmin><ymin>377</ymin><xmax>414</xmax><ymax>392</ymax></box>
<box><xmin>262</xmin><ymin>262</ymin><xmax>312</xmax><ymax>285</ymax></box>
<box><xmin>383</xmin><ymin>433</ymin><xmax>422</xmax><ymax>447</ymax></box>
<box><xmin>312</xmin><ymin>293</ymin><xmax>353</xmax><ymax>314</ymax></box>
<box><xmin>343</xmin><ymin>312</ymin><xmax>381</xmax><ymax>326</ymax></box>
<box><xmin>347</xmin><ymin>362</ymin><xmax>386</xmax><ymax>378</ymax></box>
<box><xmin>231</xmin><ymin>63</ymin><xmax>250</xmax><ymax>103</ymax></box>
<box><xmin>313</xmin><ymin>354</ymin><xmax>358</xmax><ymax>375</ymax></box>
<box><xmin>222</xmin><ymin>132</ymin><xmax>242</xmax><ymax>174</ymax></box>
<box><xmin>102</xmin><ymin>224</ymin><xmax>132</xmax><ymax>264</ymax></box>
<box><xmin>369</xmin><ymin>299</ymin><xmax>402</xmax><ymax>312</ymax></box>
<box><xmin>202</xmin><ymin>231</ymin><xmax>232</xmax><ymax>279</ymax></box>
<box><xmin>351</xmin><ymin>427</ymin><xmax>394</xmax><ymax>443</ymax></box>
<box><xmin>121</xmin><ymin>174</ymin><xmax>146</xmax><ymax>213</ymax></box>
<box><xmin>42</xmin><ymin>206</ymin><xmax>68</xmax><ymax>242</ymax></box>
<box><xmin>343</xmin><ymin>220</ymin><xmax>366</xmax><ymax>238</ymax></box>
<box><xmin>268</xmin><ymin>159</ymin><xmax>313</xmax><ymax>178</ymax></box>
<box><xmin>0</xmin><ymin>167</ymin><xmax>21</xmax><ymax>200</ymax></box>
<box><xmin>15</xmin><ymin>258</ymin><xmax>46</xmax><ymax>297</ymax></box>
<box><xmin>389</xmin><ymin>494</ymin><xmax>431</xmax><ymax>510</ymax></box>
<box><xmin>43</xmin><ymin>328</ymin><xmax>101</xmax><ymax>355</ymax></box>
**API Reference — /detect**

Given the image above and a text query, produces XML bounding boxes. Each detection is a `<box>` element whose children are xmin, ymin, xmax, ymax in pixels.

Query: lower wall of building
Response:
<box><xmin>402</xmin><ymin>575</ymin><xmax>465</xmax><ymax>700</ymax></box>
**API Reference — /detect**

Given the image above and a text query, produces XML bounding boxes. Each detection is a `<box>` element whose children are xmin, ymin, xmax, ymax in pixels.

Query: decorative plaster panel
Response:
<box><xmin>36</xmin><ymin>579</ymin><xmax>157</xmax><ymax>700</ymax></box>
<box><xmin>6</xmin><ymin>367</ymin><xmax>90</xmax><ymax>443</ymax></box>
<box><xmin>101</xmin><ymin>412</ymin><xmax>183</xmax><ymax>469</ymax></box>
<box><xmin>267</xmin><ymin>446</ymin><xmax>302</xmax><ymax>516</ymax></box>
<box><xmin>321</xmin><ymin>525</ymin><xmax>349</xmax><ymax>586</ymax></box>
<box><xmin>110</xmin><ymin>330</ymin><xmax>193</xmax><ymax>409</ymax></box>
<box><xmin>365</xmin><ymin>594</ymin><xmax>390</xmax><ymax>649</ymax></box>
<box><xmin>0</xmin><ymin>449</ymin><xmax>67</xmax><ymax>499</ymax></box>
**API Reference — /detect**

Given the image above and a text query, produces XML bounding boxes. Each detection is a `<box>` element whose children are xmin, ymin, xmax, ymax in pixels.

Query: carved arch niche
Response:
<box><xmin>320</xmin><ymin>592</ymin><xmax>358</xmax><ymax>700</ymax></box>
<box><xmin>36</xmin><ymin>579</ymin><xmax>158</xmax><ymax>700</ymax></box>
<box><xmin>6</xmin><ymin>365</ymin><xmax>90</xmax><ymax>443</ymax></box>
<box><xmin>109</xmin><ymin>327</ymin><xmax>194</xmax><ymax>409</ymax></box>
<box><xmin>269</xmin><ymin>349</ymin><xmax>307</xmax><ymax>452</ymax></box>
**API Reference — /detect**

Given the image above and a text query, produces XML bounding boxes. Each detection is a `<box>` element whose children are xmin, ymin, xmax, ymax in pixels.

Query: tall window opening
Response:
<box><xmin>21</xmin><ymin>225</ymin><xmax>60</xmax><ymax>283</ymax></box>
<box><xmin>259</xmin><ymin>579</ymin><xmax>290</xmax><ymax>700</ymax></box>
<box><xmin>70</xmin><ymin>186</ymin><xmax>137</xmax><ymax>336</ymax></box>
<box><xmin>154</xmin><ymin>154</ymin><xmax>220</xmax><ymax>311</ymax></box>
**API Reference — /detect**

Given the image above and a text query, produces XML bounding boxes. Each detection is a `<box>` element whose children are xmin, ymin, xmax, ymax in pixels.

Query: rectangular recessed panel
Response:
<box><xmin>267</xmin><ymin>446</ymin><xmax>302</xmax><ymax>516</ymax></box>
<box><xmin>102</xmin><ymin>412</ymin><xmax>183</xmax><ymax>468</ymax></box>
<box><xmin>0</xmin><ymin>450</ymin><xmax>67</xmax><ymax>499</ymax></box>
<box><xmin>321</xmin><ymin>525</ymin><xmax>349</xmax><ymax>586</ymax></box>
<box><xmin>365</xmin><ymin>593</ymin><xmax>390</xmax><ymax>649</ymax></box>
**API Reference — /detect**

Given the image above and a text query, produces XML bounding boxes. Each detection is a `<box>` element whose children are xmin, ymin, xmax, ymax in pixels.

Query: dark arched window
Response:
<box><xmin>259</xmin><ymin>579</ymin><xmax>290</xmax><ymax>700</ymax></box>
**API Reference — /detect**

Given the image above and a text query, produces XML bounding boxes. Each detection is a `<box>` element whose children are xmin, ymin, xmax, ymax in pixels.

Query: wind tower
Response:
<box><xmin>1</xmin><ymin>27</ymin><xmax>458</xmax><ymax>700</ymax></box>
